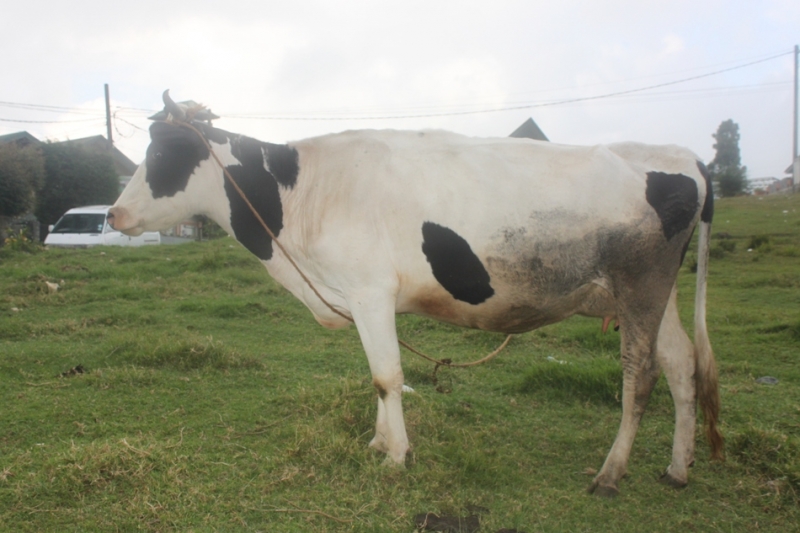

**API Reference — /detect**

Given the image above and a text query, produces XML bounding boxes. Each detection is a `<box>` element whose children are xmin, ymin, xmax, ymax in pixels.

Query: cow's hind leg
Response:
<box><xmin>656</xmin><ymin>286</ymin><xmax>696</xmax><ymax>488</ymax></box>
<box><xmin>590</xmin><ymin>300</ymin><xmax>664</xmax><ymax>497</ymax></box>
<box><xmin>348</xmin><ymin>291</ymin><xmax>409</xmax><ymax>465</ymax></box>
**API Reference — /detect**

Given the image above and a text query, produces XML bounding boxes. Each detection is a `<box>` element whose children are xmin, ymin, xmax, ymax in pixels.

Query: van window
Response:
<box><xmin>50</xmin><ymin>214</ymin><xmax>106</xmax><ymax>234</ymax></box>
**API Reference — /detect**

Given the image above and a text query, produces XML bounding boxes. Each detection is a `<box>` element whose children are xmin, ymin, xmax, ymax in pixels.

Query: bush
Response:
<box><xmin>35</xmin><ymin>143</ymin><xmax>120</xmax><ymax>227</ymax></box>
<box><xmin>2</xmin><ymin>228</ymin><xmax>43</xmax><ymax>254</ymax></box>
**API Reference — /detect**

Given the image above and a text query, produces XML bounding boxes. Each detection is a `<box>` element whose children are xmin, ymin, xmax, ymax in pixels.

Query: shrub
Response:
<box><xmin>2</xmin><ymin>228</ymin><xmax>43</xmax><ymax>254</ymax></box>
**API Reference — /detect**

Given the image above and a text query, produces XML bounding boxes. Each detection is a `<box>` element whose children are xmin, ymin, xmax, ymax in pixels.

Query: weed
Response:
<box><xmin>2</xmin><ymin>229</ymin><xmax>43</xmax><ymax>254</ymax></box>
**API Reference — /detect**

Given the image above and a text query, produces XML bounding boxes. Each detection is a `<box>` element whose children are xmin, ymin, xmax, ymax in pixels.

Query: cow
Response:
<box><xmin>108</xmin><ymin>91</ymin><xmax>722</xmax><ymax>496</ymax></box>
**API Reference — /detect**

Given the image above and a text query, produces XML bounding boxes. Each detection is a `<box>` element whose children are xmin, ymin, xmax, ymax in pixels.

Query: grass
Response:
<box><xmin>1</xmin><ymin>193</ymin><xmax>799</xmax><ymax>531</ymax></box>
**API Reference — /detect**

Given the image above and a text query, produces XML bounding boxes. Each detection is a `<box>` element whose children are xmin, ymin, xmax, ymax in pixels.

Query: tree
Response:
<box><xmin>35</xmin><ymin>143</ymin><xmax>120</xmax><ymax>227</ymax></box>
<box><xmin>0</xmin><ymin>143</ymin><xmax>45</xmax><ymax>244</ymax></box>
<box><xmin>707</xmin><ymin>119</ymin><xmax>747</xmax><ymax>197</ymax></box>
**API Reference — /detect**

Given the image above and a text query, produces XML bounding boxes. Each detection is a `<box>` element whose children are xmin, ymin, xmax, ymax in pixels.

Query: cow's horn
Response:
<box><xmin>162</xmin><ymin>89</ymin><xmax>186</xmax><ymax>121</ymax></box>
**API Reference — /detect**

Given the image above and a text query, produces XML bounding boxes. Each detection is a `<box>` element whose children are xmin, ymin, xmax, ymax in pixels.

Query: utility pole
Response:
<box><xmin>104</xmin><ymin>83</ymin><xmax>113</xmax><ymax>146</ymax></box>
<box><xmin>793</xmin><ymin>45</ymin><xmax>798</xmax><ymax>192</ymax></box>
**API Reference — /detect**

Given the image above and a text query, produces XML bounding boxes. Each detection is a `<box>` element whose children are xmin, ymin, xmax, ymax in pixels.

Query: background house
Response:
<box><xmin>0</xmin><ymin>131</ymin><xmax>40</xmax><ymax>148</ymax></box>
<box><xmin>509</xmin><ymin>118</ymin><xmax>549</xmax><ymax>141</ymax></box>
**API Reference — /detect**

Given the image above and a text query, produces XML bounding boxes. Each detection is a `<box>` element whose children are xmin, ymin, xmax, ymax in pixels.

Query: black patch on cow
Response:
<box><xmin>645</xmin><ymin>172</ymin><xmax>699</xmax><ymax>241</ymax></box>
<box><xmin>421</xmin><ymin>222</ymin><xmax>494</xmax><ymax>305</ymax></box>
<box><xmin>225</xmin><ymin>136</ymin><xmax>284</xmax><ymax>260</ymax></box>
<box><xmin>145</xmin><ymin>122</ymin><xmax>211</xmax><ymax>198</ymax></box>
<box><xmin>697</xmin><ymin>160</ymin><xmax>714</xmax><ymax>223</ymax></box>
<box><xmin>265</xmin><ymin>143</ymin><xmax>300</xmax><ymax>189</ymax></box>
<box><xmin>199</xmin><ymin>122</ymin><xmax>230</xmax><ymax>145</ymax></box>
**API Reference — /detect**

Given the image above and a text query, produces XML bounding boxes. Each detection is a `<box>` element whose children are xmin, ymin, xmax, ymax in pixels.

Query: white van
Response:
<box><xmin>45</xmin><ymin>206</ymin><xmax>161</xmax><ymax>248</ymax></box>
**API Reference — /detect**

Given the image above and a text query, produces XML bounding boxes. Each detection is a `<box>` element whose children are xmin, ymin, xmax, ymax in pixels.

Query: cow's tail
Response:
<box><xmin>694</xmin><ymin>164</ymin><xmax>723</xmax><ymax>460</ymax></box>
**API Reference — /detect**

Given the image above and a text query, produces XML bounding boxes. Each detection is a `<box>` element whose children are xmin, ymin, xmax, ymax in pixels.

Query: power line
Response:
<box><xmin>0</xmin><ymin>101</ymin><xmax>105</xmax><ymax>116</ymax></box>
<box><xmin>0</xmin><ymin>117</ymin><xmax>103</xmax><ymax>124</ymax></box>
<box><xmin>226</xmin><ymin>50</ymin><xmax>794</xmax><ymax>121</ymax></box>
<box><xmin>501</xmin><ymin>49</ymin><xmax>797</xmax><ymax>101</ymax></box>
<box><xmin>0</xmin><ymin>49</ymin><xmax>793</xmax><ymax>125</ymax></box>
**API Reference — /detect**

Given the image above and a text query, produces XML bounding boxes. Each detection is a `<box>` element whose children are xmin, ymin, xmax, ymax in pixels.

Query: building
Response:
<box><xmin>748</xmin><ymin>177</ymin><xmax>778</xmax><ymax>195</ymax></box>
<box><xmin>784</xmin><ymin>157</ymin><xmax>799</xmax><ymax>193</ymax></box>
<box><xmin>0</xmin><ymin>131</ymin><xmax>40</xmax><ymax>147</ymax></box>
<box><xmin>509</xmin><ymin>118</ymin><xmax>549</xmax><ymax>141</ymax></box>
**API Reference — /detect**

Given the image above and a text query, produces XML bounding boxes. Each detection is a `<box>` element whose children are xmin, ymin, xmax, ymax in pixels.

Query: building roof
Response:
<box><xmin>785</xmin><ymin>156</ymin><xmax>799</xmax><ymax>175</ymax></box>
<box><xmin>509</xmin><ymin>118</ymin><xmax>549</xmax><ymax>141</ymax></box>
<box><xmin>0</xmin><ymin>131</ymin><xmax>41</xmax><ymax>147</ymax></box>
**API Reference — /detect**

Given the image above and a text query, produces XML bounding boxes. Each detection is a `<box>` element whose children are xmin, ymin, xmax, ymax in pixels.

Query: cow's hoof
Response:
<box><xmin>381</xmin><ymin>456</ymin><xmax>406</xmax><ymax>468</ymax></box>
<box><xmin>659</xmin><ymin>470</ymin><xmax>688</xmax><ymax>489</ymax></box>
<box><xmin>369</xmin><ymin>436</ymin><xmax>389</xmax><ymax>454</ymax></box>
<box><xmin>588</xmin><ymin>481</ymin><xmax>619</xmax><ymax>498</ymax></box>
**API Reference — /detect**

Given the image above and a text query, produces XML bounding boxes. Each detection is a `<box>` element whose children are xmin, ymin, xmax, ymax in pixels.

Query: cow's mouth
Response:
<box><xmin>120</xmin><ymin>226</ymin><xmax>145</xmax><ymax>237</ymax></box>
<box><xmin>107</xmin><ymin>207</ymin><xmax>144</xmax><ymax>236</ymax></box>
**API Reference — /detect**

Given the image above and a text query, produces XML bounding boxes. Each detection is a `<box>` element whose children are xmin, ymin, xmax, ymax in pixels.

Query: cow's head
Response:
<box><xmin>109</xmin><ymin>91</ymin><xmax>299</xmax><ymax>261</ymax></box>
<box><xmin>108</xmin><ymin>91</ymin><xmax>233</xmax><ymax>236</ymax></box>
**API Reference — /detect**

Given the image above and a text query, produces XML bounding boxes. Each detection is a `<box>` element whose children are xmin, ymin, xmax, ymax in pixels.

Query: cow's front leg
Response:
<box><xmin>348</xmin><ymin>292</ymin><xmax>409</xmax><ymax>465</ymax></box>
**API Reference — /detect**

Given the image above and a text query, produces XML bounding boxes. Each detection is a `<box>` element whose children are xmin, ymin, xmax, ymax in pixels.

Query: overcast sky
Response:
<box><xmin>1</xmin><ymin>0</ymin><xmax>798</xmax><ymax>179</ymax></box>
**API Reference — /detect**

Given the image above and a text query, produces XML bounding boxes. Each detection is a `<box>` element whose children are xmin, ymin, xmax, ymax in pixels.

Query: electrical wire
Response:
<box><xmin>0</xmin><ymin>117</ymin><xmax>103</xmax><ymax>124</ymax></box>
<box><xmin>0</xmin><ymin>48</ymin><xmax>793</xmax><ymax>125</ymax></box>
<box><xmin>225</xmin><ymin>49</ymin><xmax>794</xmax><ymax>121</ymax></box>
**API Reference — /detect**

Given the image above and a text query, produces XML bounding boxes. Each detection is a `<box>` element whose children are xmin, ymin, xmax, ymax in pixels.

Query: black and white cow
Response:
<box><xmin>109</xmin><ymin>92</ymin><xmax>722</xmax><ymax>496</ymax></box>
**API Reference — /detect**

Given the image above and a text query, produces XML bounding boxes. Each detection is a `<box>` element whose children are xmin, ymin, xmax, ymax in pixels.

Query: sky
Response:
<box><xmin>1</xmin><ymin>0</ymin><xmax>798</xmax><ymax>179</ymax></box>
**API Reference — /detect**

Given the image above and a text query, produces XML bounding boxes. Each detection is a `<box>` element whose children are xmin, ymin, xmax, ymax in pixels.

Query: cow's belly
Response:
<box><xmin>400</xmin><ymin>279</ymin><xmax>615</xmax><ymax>334</ymax></box>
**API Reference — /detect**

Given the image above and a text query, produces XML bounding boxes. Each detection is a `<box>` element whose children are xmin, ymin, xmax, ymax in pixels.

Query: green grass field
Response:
<box><xmin>1</xmin><ymin>194</ymin><xmax>799</xmax><ymax>532</ymax></box>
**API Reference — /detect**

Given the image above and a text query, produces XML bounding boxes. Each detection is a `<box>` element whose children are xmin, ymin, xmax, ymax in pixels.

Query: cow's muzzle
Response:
<box><xmin>107</xmin><ymin>206</ymin><xmax>143</xmax><ymax>236</ymax></box>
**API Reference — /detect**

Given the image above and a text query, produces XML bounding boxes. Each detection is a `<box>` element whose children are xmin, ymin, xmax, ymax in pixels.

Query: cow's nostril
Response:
<box><xmin>106</xmin><ymin>209</ymin><xmax>118</xmax><ymax>229</ymax></box>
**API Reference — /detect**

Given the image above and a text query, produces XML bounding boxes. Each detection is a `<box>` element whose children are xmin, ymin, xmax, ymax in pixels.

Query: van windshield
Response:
<box><xmin>51</xmin><ymin>214</ymin><xmax>106</xmax><ymax>234</ymax></box>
